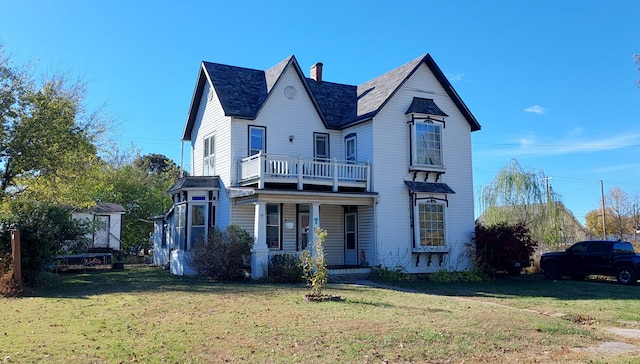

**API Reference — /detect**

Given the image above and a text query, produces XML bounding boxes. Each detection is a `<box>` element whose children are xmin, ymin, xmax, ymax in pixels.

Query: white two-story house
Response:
<box><xmin>152</xmin><ymin>53</ymin><xmax>481</xmax><ymax>278</ymax></box>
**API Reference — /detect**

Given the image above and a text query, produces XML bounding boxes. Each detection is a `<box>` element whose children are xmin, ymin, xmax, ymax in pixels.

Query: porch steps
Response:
<box><xmin>328</xmin><ymin>267</ymin><xmax>372</xmax><ymax>282</ymax></box>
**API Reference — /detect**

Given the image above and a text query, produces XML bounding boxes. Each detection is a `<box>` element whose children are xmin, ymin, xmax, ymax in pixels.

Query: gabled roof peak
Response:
<box><xmin>183</xmin><ymin>53</ymin><xmax>480</xmax><ymax>140</ymax></box>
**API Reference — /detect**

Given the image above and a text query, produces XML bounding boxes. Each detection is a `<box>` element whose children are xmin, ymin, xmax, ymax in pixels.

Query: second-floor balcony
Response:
<box><xmin>238</xmin><ymin>152</ymin><xmax>371</xmax><ymax>192</ymax></box>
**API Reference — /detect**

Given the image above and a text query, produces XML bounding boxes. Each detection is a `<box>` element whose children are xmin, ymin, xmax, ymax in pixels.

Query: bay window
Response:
<box><xmin>413</xmin><ymin>122</ymin><xmax>443</xmax><ymax>168</ymax></box>
<box><xmin>415</xmin><ymin>201</ymin><xmax>445</xmax><ymax>249</ymax></box>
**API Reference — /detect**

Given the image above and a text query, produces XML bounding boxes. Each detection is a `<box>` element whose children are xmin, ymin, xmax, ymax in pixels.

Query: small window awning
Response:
<box><xmin>405</xmin><ymin>181</ymin><xmax>455</xmax><ymax>194</ymax></box>
<box><xmin>168</xmin><ymin>176</ymin><xmax>220</xmax><ymax>194</ymax></box>
<box><xmin>405</xmin><ymin>97</ymin><xmax>448</xmax><ymax>117</ymax></box>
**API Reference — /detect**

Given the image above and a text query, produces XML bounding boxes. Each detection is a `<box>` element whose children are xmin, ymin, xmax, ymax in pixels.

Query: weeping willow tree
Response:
<box><xmin>479</xmin><ymin>160</ymin><xmax>582</xmax><ymax>249</ymax></box>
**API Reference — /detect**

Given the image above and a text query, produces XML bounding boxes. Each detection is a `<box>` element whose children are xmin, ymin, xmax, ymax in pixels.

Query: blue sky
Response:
<box><xmin>1</xmin><ymin>1</ymin><xmax>639</xmax><ymax>223</ymax></box>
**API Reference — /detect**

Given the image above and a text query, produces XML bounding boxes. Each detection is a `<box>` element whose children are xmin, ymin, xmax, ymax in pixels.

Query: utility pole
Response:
<box><xmin>634</xmin><ymin>203</ymin><xmax>638</xmax><ymax>242</ymax></box>
<box><xmin>601</xmin><ymin>180</ymin><xmax>606</xmax><ymax>239</ymax></box>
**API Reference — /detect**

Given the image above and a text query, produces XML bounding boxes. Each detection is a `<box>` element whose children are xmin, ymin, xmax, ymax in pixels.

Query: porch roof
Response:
<box><xmin>168</xmin><ymin>176</ymin><xmax>220</xmax><ymax>194</ymax></box>
<box><xmin>227</xmin><ymin>187</ymin><xmax>378</xmax><ymax>206</ymax></box>
<box><xmin>404</xmin><ymin>181</ymin><xmax>456</xmax><ymax>194</ymax></box>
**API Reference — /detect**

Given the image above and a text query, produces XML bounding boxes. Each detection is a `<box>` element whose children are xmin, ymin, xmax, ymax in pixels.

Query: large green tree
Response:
<box><xmin>91</xmin><ymin>153</ymin><xmax>175</xmax><ymax>252</ymax></box>
<box><xmin>479</xmin><ymin>159</ymin><xmax>577</xmax><ymax>248</ymax></box>
<box><xmin>0</xmin><ymin>45</ymin><xmax>108</xmax><ymax>207</ymax></box>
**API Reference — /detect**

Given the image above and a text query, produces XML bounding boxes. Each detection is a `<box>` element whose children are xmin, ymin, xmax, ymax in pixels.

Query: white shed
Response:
<box><xmin>73</xmin><ymin>203</ymin><xmax>125</xmax><ymax>251</ymax></box>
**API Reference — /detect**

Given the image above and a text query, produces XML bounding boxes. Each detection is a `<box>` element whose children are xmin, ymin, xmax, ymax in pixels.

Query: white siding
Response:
<box><xmin>191</xmin><ymin>81</ymin><xmax>233</xmax><ymax>227</ymax></box>
<box><xmin>229</xmin><ymin>66</ymin><xmax>340</xmax><ymax>187</ymax></box>
<box><xmin>358</xmin><ymin>205</ymin><xmax>375</xmax><ymax>266</ymax></box>
<box><xmin>341</xmin><ymin>121</ymin><xmax>374</xmax><ymax>168</ymax></box>
<box><xmin>319</xmin><ymin>205</ymin><xmax>344</xmax><ymax>266</ymax></box>
<box><xmin>372</xmin><ymin>63</ymin><xmax>475</xmax><ymax>273</ymax></box>
<box><xmin>231</xmin><ymin>204</ymin><xmax>255</xmax><ymax>238</ymax></box>
<box><xmin>281</xmin><ymin>203</ymin><xmax>297</xmax><ymax>251</ymax></box>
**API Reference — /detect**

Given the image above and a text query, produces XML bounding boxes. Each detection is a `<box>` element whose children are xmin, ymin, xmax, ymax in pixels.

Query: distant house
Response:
<box><xmin>72</xmin><ymin>203</ymin><xmax>125</xmax><ymax>251</ymax></box>
<box><xmin>153</xmin><ymin>53</ymin><xmax>482</xmax><ymax>277</ymax></box>
<box><xmin>477</xmin><ymin>202</ymin><xmax>587</xmax><ymax>247</ymax></box>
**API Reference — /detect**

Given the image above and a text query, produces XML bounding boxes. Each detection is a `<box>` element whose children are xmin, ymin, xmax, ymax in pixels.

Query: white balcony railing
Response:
<box><xmin>239</xmin><ymin>152</ymin><xmax>370</xmax><ymax>192</ymax></box>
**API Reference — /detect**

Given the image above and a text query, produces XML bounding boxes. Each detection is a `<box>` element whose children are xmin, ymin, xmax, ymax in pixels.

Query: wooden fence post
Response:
<box><xmin>11</xmin><ymin>229</ymin><xmax>21</xmax><ymax>283</ymax></box>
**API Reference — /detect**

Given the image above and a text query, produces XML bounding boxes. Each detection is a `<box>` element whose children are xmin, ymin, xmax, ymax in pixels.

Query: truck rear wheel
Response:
<box><xmin>543</xmin><ymin>262</ymin><xmax>561</xmax><ymax>280</ymax></box>
<box><xmin>615</xmin><ymin>266</ymin><xmax>638</xmax><ymax>285</ymax></box>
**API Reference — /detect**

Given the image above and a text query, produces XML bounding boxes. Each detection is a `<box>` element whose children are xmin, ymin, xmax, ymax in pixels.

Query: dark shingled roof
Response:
<box><xmin>405</xmin><ymin>97</ymin><xmax>448</xmax><ymax>117</ymax></box>
<box><xmin>404</xmin><ymin>181</ymin><xmax>456</xmax><ymax>194</ymax></box>
<box><xmin>182</xmin><ymin>53</ymin><xmax>480</xmax><ymax>139</ymax></box>
<box><xmin>76</xmin><ymin>202</ymin><xmax>125</xmax><ymax>214</ymax></box>
<box><xmin>306</xmin><ymin>79</ymin><xmax>357</xmax><ymax>128</ymax></box>
<box><xmin>202</xmin><ymin>62</ymin><xmax>267</xmax><ymax>119</ymax></box>
<box><xmin>168</xmin><ymin>176</ymin><xmax>220</xmax><ymax>194</ymax></box>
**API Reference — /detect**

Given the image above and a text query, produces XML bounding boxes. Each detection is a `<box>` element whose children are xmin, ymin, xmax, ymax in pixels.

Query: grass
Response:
<box><xmin>0</xmin><ymin>267</ymin><xmax>639</xmax><ymax>363</ymax></box>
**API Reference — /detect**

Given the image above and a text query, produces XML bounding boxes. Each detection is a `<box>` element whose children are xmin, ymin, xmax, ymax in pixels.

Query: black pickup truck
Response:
<box><xmin>540</xmin><ymin>240</ymin><xmax>640</xmax><ymax>285</ymax></box>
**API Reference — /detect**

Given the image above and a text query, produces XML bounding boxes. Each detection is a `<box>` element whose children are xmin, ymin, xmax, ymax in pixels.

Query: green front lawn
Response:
<box><xmin>1</xmin><ymin>267</ymin><xmax>638</xmax><ymax>363</ymax></box>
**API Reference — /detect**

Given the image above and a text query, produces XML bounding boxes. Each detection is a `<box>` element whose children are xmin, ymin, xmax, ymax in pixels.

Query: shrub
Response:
<box><xmin>0</xmin><ymin>199</ymin><xmax>87</xmax><ymax>287</ymax></box>
<box><xmin>300</xmin><ymin>228</ymin><xmax>328</xmax><ymax>297</ymax></box>
<box><xmin>0</xmin><ymin>253</ymin><xmax>26</xmax><ymax>296</ymax></box>
<box><xmin>370</xmin><ymin>264</ymin><xmax>409</xmax><ymax>283</ymax></box>
<box><xmin>473</xmin><ymin>221</ymin><xmax>538</xmax><ymax>277</ymax></box>
<box><xmin>268</xmin><ymin>254</ymin><xmax>304</xmax><ymax>283</ymax></box>
<box><xmin>188</xmin><ymin>225</ymin><xmax>252</xmax><ymax>281</ymax></box>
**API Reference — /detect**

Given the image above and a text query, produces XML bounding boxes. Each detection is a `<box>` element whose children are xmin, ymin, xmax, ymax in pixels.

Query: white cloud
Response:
<box><xmin>588</xmin><ymin>163</ymin><xmax>640</xmax><ymax>174</ymax></box>
<box><xmin>475</xmin><ymin>132</ymin><xmax>640</xmax><ymax>159</ymax></box>
<box><xmin>524</xmin><ymin>105</ymin><xmax>546</xmax><ymax>114</ymax></box>
<box><xmin>448</xmin><ymin>73</ymin><xmax>464</xmax><ymax>82</ymax></box>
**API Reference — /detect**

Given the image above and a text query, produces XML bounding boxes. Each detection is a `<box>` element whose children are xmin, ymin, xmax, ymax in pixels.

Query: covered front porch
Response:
<box><xmin>228</xmin><ymin>188</ymin><xmax>378</xmax><ymax>279</ymax></box>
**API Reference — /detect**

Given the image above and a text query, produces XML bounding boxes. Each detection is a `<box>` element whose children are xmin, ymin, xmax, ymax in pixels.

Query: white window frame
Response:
<box><xmin>203</xmin><ymin>133</ymin><xmax>215</xmax><ymax>176</ymax></box>
<box><xmin>412</xmin><ymin>121</ymin><xmax>443</xmax><ymax>168</ymax></box>
<box><xmin>249</xmin><ymin>125</ymin><xmax>266</xmax><ymax>156</ymax></box>
<box><xmin>345</xmin><ymin>134</ymin><xmax>356</xmax><ymax>162</ymax></box>
<box><xmin>413</xmin><ymin>200</ymin><xmax>446</xmax><ymax>251</ymax></box>
<box><xmin>266</xmin><ymin>203</ymin><xmax>281</xmax><ymax>250</ymax></box>
<box><xmin>188</xmin><ymin>203</ymin><xmax>207</xmax><ymax>250</ymax></box>
<box><xmin>175</xmin><ymin>203</ymin><xmax>186</xmax><ymax>250</ymax></box>
<box><xmin>314</xmin><ymin>132</ymin><xmax>329</xmax><ymax>161</ymax></box>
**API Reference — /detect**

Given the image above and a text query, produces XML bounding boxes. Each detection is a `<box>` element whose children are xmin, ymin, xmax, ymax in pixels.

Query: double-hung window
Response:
<box><xmin>314</xmin><ymin>133</ymin><xmax>329</xmax><ymax>161</ymax></box>
<box><xmin>414</xmin><ymin>122</ymin><xmax>442</xmax><ymax>167</ymax></box>
<box><xmin>249</xmin><ymin>125</ymin><xmax>266</xmax><ymax>156</ymax></box>
<box><xmin>416</xmin><ymin>202</ymin><xmax>445</xmax><ymax>248</ymax></box>
<box><xmin>266</xmin><ymin>203</ymin><xmax>281</xmax><ymax>249</ymax></box>
<box><xmin>189</xmin><ymin>203</ymin><xmax>206</xmax><ymax>249</ymax></box>
<box><xmin>345</xmin><ymin>134</ymin><xmax>356</xmax><ymax>162</ymax></box>
<box><xmin>175</xmin><ymin>204</ymin><xmax>186</xmax><ymax>250</ymax></box>
<box><xmin>203</xmin><ymin>134</ymin><xmax>215</xmax><ymax>176</ymax></box>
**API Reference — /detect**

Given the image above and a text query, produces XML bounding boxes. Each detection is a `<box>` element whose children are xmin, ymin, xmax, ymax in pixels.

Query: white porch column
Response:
<box><xmin>308</xmin><ymin>203</ymin><xmax>321</xmax><ymax>254</ymax></box>
<box><xmin>251</xmin><ymin>202</ymin><xmax>269</xmax><ymax>279</ymax></box>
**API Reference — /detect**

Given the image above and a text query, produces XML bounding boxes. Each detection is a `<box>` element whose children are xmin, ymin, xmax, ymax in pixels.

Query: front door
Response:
<box><xmin>345</xmin><ymin>211</ymin><xmax>358</xmax><ymax>265</ymax></box>
<box><xmin>298</xmin><ymin>212</ymin><xmax>309</xmax><ymax>251</ymax></box>
<box><xmin>94</xmin><ymin>215</ymin><xmax>110</xmax><ymax>248</ymax></box>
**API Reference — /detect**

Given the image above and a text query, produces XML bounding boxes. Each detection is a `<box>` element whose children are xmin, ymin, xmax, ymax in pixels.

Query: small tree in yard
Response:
<box><xmin>473</xmin><ymin>221</ymin><xmax>538</xmax><ymax>277</ymax></box>
<box><xmin>300</xmin><ymin>228</ymin><xmax>330</xmax><ymax>299</ymax></box>
<box><xmin>0</xmin><ymin>199</ymin><xmax>88</xmax><ymax>289</ymax></box>
<box><xmin>188</xmin><ymin>225</ymin><xmax>252</xmax><ymax>281</ymax></box>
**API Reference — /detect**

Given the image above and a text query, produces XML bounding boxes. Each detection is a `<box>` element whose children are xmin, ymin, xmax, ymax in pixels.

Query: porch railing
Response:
<box><xmin>239</xmin><ymin>152</ymin><xmax>370</xmax><ymax>192</ymax></box>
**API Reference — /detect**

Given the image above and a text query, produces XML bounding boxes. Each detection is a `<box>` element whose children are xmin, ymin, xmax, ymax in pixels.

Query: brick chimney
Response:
<box><xmin>310</xmin><ymin>62</ymin><xmax>323</xmax><ymax>82</ymax></box>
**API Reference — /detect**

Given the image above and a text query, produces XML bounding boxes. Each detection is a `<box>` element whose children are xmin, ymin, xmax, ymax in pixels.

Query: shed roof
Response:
<box><xmin>404</xmin><ymin>181</ymin><xmax>456</xmax><ymax>194</ymax></box>
<box><xmin>76</xmin><ymin>202</ymin><xmax>125</xmax><ymax>214</ymax></box>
